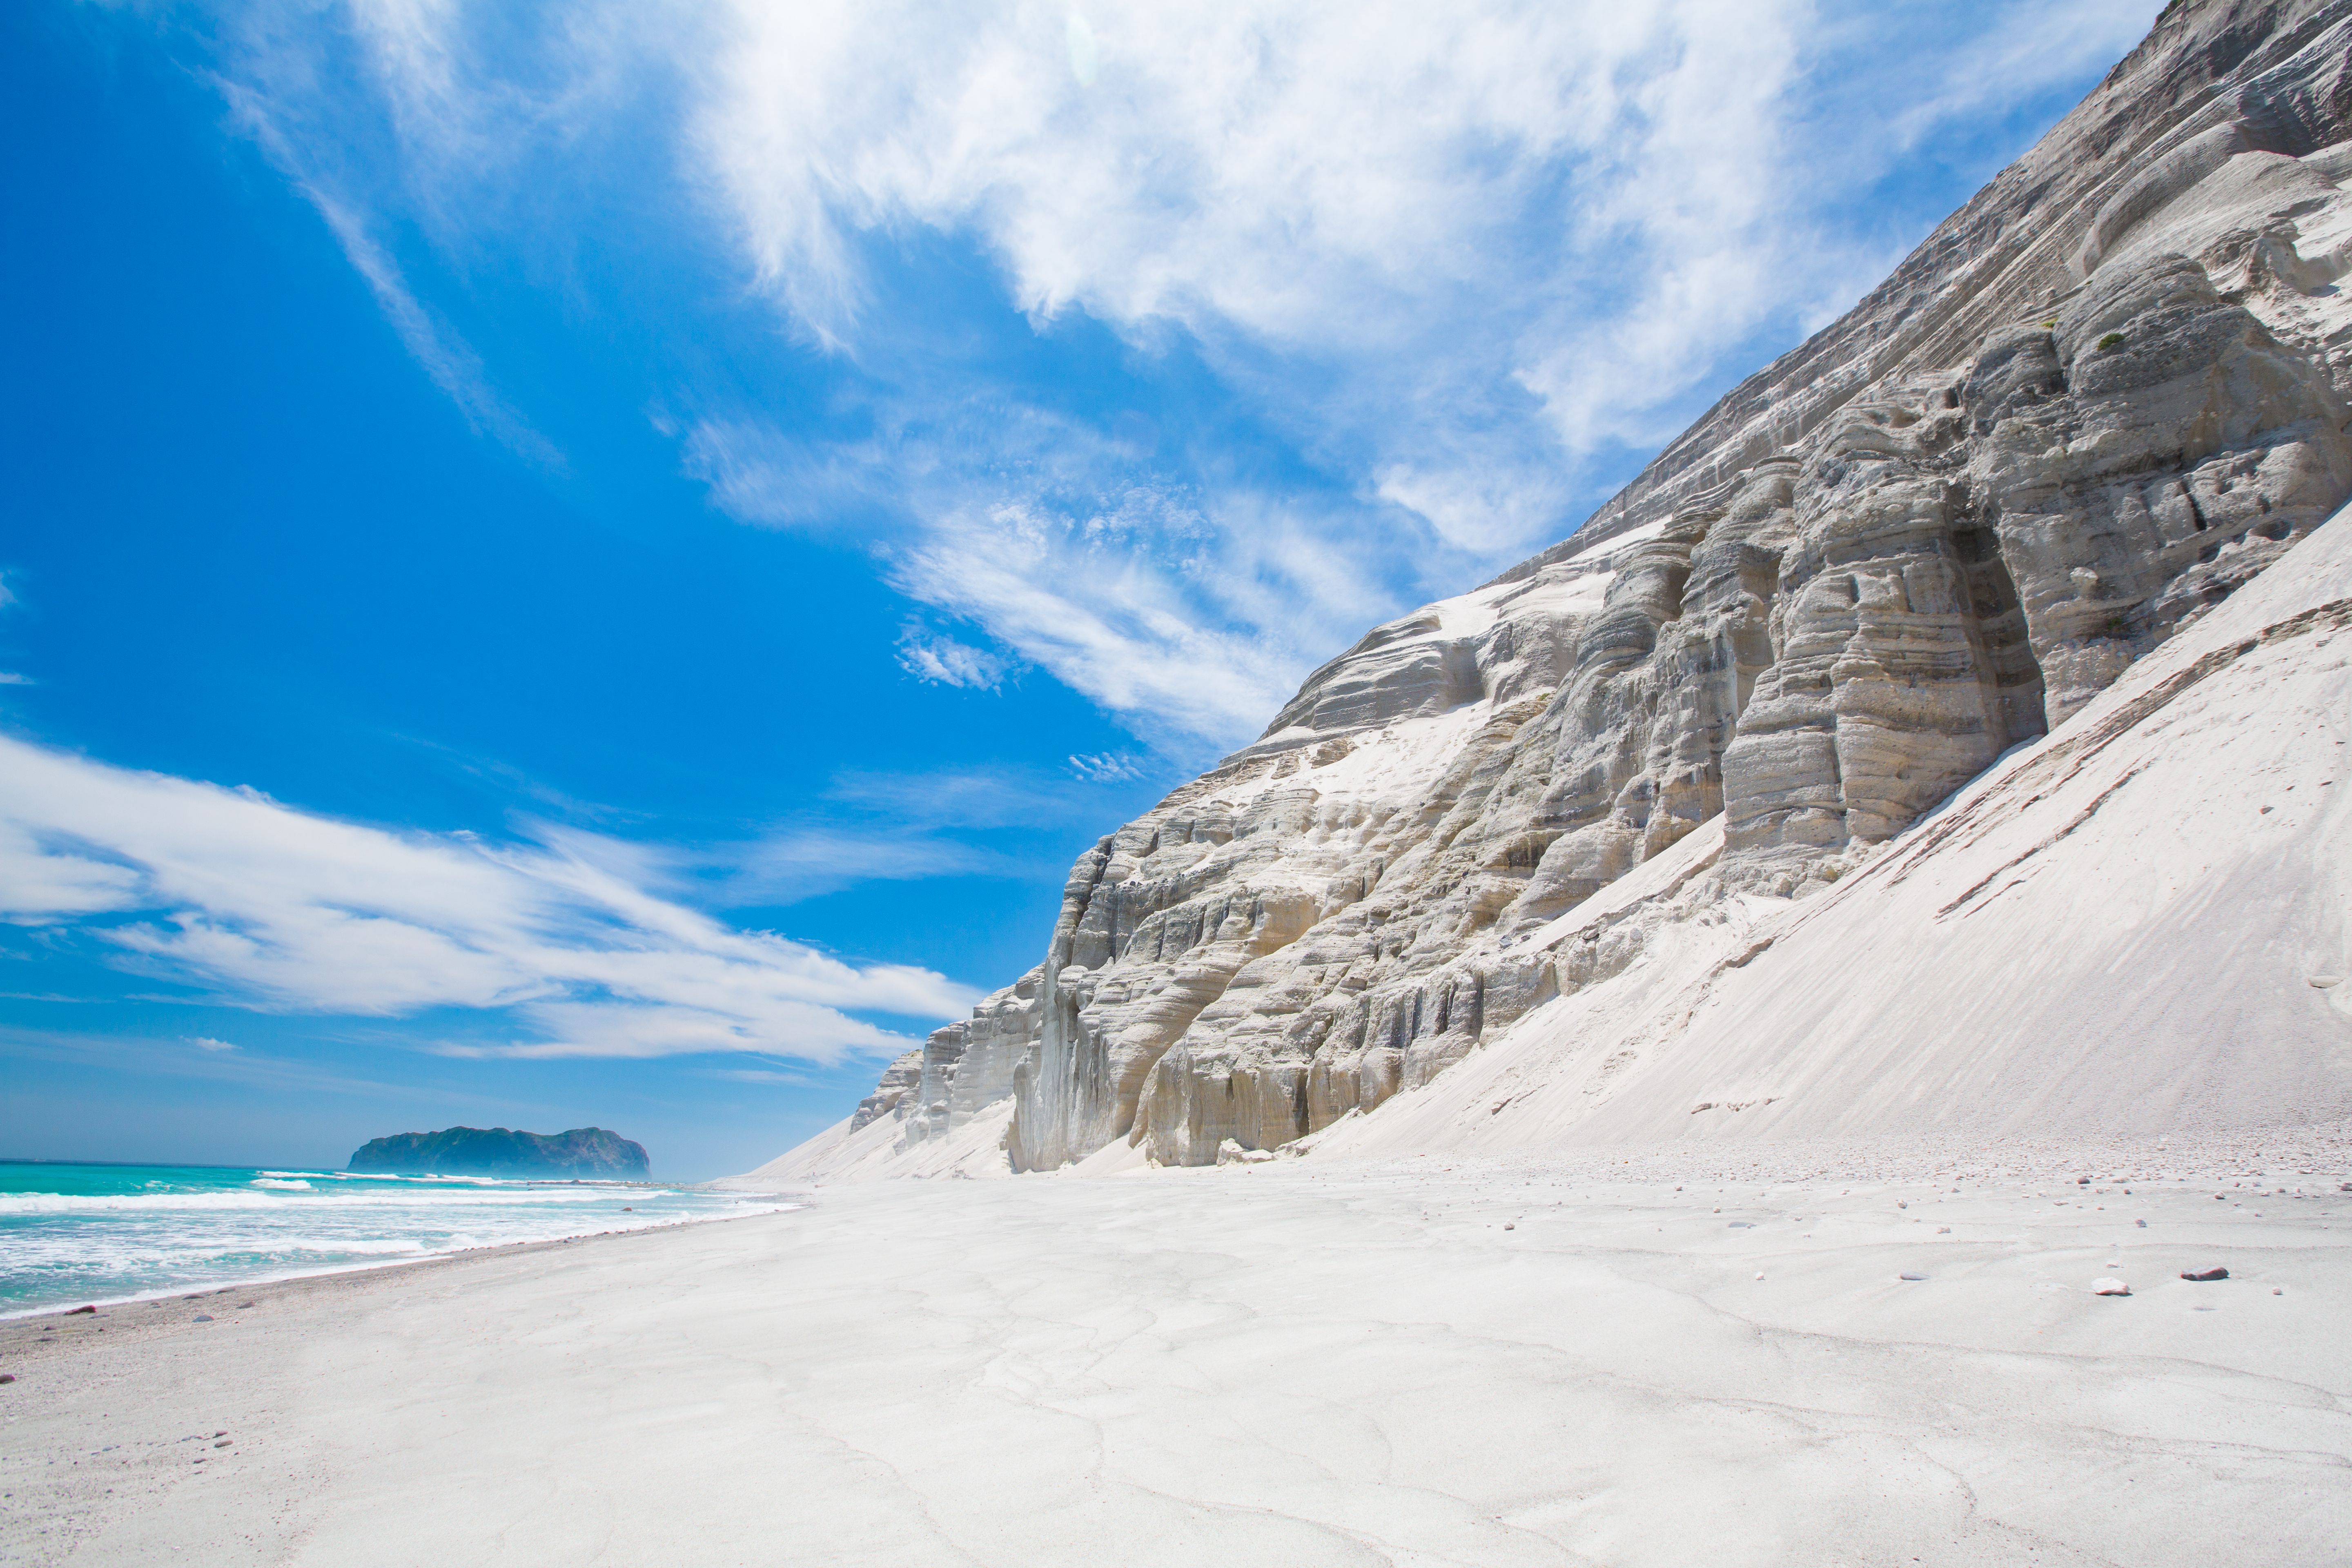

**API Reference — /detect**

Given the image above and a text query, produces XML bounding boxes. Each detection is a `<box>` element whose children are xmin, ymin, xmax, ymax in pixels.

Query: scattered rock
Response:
<box><xmin>65</xmin><ymin>1306</ymin><xmax>94</xmax><ymax>1316</ymax></box>
<box><xmin>2093</xmin><ymin>1278</ymin><xmax>2131</xmax><ymax>1296</ymax></box>
<box><xmin>192</xmin><ymin>1314</ymin><xmax>214</xmax><ymax>1323</ymax></box>
<box><xmin>2136</xmin><ymin>1219</ymin><xmax>2148</xmax><ymax>1227</ymax></box>
<box><xmin>1898</xmin><ymin>1272</ymin><xmax>1927</xmax><ymax>1281</ymax></box>
<box><xmin>0</xmin><ymin>1374</ymin><xmax>16</xmax><ymax>1385</ymax></box>
<box><xmin>1502</xmin><ymin>1223</ymin><xmax>1515</xmax><ymax>1230</ymax></box>
<box><xmin>2181</xmin><ymin>1267</ymin><xmax>2230</xmax><ymax>1282</ymax></box>
<box><xmin>214</xmin><ymin>1439</ymin><xmax>232</xmax><ymax>1448</ymax></box>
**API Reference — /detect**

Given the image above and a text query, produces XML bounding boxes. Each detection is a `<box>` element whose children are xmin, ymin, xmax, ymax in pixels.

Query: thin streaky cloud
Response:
<box><xmin>0</xmin><ymin>735</ymin><xmax>977</xmax><ymax>1061</ymax></box>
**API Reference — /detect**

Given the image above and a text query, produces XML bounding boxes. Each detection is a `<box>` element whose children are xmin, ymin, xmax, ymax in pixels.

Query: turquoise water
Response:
<box><xmin>0</xmin><ymin>1162</ymin><xmax>791</xmax><ymax>1316</ymax></box>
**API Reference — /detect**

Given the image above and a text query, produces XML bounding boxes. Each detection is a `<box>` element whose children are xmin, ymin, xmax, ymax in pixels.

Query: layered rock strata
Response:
<box><xmin>838</xmin><ymin>0</ymin><xmax>2352</xmax><ymax>1172</ymax></box>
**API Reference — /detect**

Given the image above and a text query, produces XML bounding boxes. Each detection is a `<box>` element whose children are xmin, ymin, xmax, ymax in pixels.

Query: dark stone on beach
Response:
<box><xmin>65</xmin><ymin>1306</ymin><xmax>94</xmax><ymax>1316</ymax></box>
<box><xmin>0</xmin><ymin>1374</ymin><xmax>16</xmax><ymax>1384</ymax></box>
<box><xmin>2182</xmin><ymin>1267</ymin><xmax>2230</xmax><ymax>1282</ymax></box>
<box><xmin>347</xmin><ymin>1125</ymin><xmax>650</xmax><ymax>1179</ymax></box>
<box><xmin>192</xmin><ymin>1314</ymin><xmax>213</xmax><ymax>1323</ymax></box>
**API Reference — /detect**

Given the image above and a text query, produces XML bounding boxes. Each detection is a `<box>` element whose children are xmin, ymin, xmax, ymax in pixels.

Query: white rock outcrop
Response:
<box><xmin>755</xmin><ymin>0</ymin><xmax>2352</xmax><ymax>1183</ymax></box>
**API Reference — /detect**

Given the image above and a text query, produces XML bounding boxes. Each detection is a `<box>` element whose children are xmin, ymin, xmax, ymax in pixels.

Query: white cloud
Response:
<box><xmin>673</xmin><ymin>0</ymin><xmax>2157</xmax><ymax>739</ymax></box>
<box><xmin>0</xmin><ymin>735</ymin><xmax>975</xmax><ymax>1060</ymax></box>
<box><xmin>824</xmin><ymin>763</ymin><xmax>1127</xmax><ymax>828</ymax></box>
<box><xmin>177</xmin><ymin>0</ymin><xmax>2163</xmax><ymax>750</ymax></box>
<box><xmin>704</xmin><ymin>1065</ymin><xmax>812</xmax><ymax>1086</ymax></box>
<box><xmin>189</xmin><ymin>1036</ymin><xmax>238</xmax><ymax>1052</ymax></box>
<box><xmin>1066</xmin><ymin>752</ymin><xmax>1140</xmax><ymax>784</ymax></box>
<box><xmin>896</xmin><ymin>623</ymin><xmax>1010</xmax><ymax>689</ymax></box>
<box><xmin>204</xmin><ymin>9</ymin><xmax>567</xmax><ymax>469</ymax></box>
<box><xmin>715</xmin><ymin>824</ymin><xmax>1013</xmax><ymax>903</ymax></box>
<box><xmin>891</xmin><ymin>498</ymin><xmax>1313</xmax><ymax>746</ymax></box>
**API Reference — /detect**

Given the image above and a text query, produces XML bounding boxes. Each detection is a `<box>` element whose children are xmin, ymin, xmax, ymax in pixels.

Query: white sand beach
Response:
<box><xmin>6</xmin><ymin>1131</ymin><xmax>2348</xmax><ymax>1566</ymax></box>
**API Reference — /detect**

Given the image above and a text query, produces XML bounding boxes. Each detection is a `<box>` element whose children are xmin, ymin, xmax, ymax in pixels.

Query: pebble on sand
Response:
<box><xmin>2182</xmin><ymin>1267</ymin><xmax>2230</xmax><ymax>1282</ymax></box>
<box><xmin>2093</xmin><ymin>1278</ymin><xmax>2131</xmax><ymax>1296</ymax></box>
<box><xmin>0</xmin><ymin>1373</ymin><xmax>16</xmax><ymax>1384</ymax></box>
<box><xmin>1898</xmin><ymin>1272</ymin><xmax>1927</xmax><ymax>1281</ymax></box>
<box><xmin>193</xmin><ymin>1314</ymin><xmax>214</xmax><ymax>1323</ymax></box>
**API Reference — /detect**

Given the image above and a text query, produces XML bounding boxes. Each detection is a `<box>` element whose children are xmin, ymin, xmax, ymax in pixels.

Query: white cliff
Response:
<box><xmin>744</xmin><ymin>0</ymin><xmax>2352</xmax><ymax>1185</ymax></box>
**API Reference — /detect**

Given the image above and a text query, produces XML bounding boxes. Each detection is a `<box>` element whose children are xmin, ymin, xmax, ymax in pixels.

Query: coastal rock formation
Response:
<box><xmin>348</xmin><ymin>1126</ymin><xmax>651</xmax><ymax>1179</ymax></box>
<box><xmin>782</xmin><ymin>0</ymin><xmax>2352</xmax><ymax>1177</ymax></box>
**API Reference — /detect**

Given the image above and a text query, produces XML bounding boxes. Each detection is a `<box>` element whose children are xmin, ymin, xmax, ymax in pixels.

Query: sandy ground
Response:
<box><xmin>3</xmin><ymin>1136</ymin><xmax>2349</xmax><ymax>1567</ymax></box>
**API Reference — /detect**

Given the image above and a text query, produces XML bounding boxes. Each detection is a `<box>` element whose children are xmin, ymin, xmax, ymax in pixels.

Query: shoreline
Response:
<box><xmin>0</xmin><ymin>1190</ymin><xmax>799</xmax><ymax>1325</ymax></box>
<box><xmin>12</xmin><ymin>1115</ymin><xmax>2346</xmax><ymax>1325</ymax></box>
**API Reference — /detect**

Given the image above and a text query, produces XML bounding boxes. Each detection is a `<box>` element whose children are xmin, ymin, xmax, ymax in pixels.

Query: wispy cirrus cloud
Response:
<box><xmin>168</xmin><ymin>0</ymin><xmax>2162</xmax><ymax>753</ymax></box>
<box><xmin>895</xmin><ymin>623</ymin><xmax>1012</xmax><ymax>690</ymax></box>
<box><xmin>1066</xmin><ymin>753</ymin><xmax>1141</xmax><ymax>784</ymax></box>
<box><xmin>203</xmin><ymin>8</ymin><xmax>567</xmax><ymax>469</ymax></box>
<box><xmin>0</xmin><ymin>735</ymin><xmax>973</xmax><ymax>1060</ymax></box>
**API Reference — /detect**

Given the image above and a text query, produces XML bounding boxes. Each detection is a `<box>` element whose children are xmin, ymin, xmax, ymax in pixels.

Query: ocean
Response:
<box><xmin>0</xmin><ymin>1161</ymin><xmax>793</xmax><ymax>1316</ymax></box>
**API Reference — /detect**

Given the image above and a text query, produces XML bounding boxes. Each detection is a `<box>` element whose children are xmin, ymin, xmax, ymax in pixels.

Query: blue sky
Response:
<box><xmin>0</xmin><ymin>0</ymin><xmax>2158</xmax><ymax>1179</ymax></box>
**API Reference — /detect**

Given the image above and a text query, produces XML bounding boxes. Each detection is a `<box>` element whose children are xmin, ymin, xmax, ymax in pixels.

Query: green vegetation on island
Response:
<box><xmin>347</xmin><ymin>1126</ymin><xmax>650</xmax><ymax>1179</ymax></box>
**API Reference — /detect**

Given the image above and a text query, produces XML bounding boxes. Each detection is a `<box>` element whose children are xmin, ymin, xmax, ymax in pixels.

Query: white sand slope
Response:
<box><xmin>7</xmin><ymin>1149</ymin><xmax>2348</xmax><ymax>1566</ymax></box>
<box><xmin>1315</xmin><ymin>499</ymin><xmax>2352</xmax><ymax>1160</ymax></box>
<box><xmin>738</xmin><ymin>1098</ymin><xmax>1020</xmax><ymax>1185</ymax></box>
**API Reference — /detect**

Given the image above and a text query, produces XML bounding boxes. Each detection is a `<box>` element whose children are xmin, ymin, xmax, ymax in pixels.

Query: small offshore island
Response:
<box><xmin>347</xmin><ymin>1126</ymin><xmax>651</xmax><ymax>1180</ymax></box>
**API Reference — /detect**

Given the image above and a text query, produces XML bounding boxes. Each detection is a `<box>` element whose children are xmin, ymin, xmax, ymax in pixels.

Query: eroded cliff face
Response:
<box><xmin>846</xmin><ymin>0</ymin><xmax>2352</xmax><ymax>1171</ymax></box>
